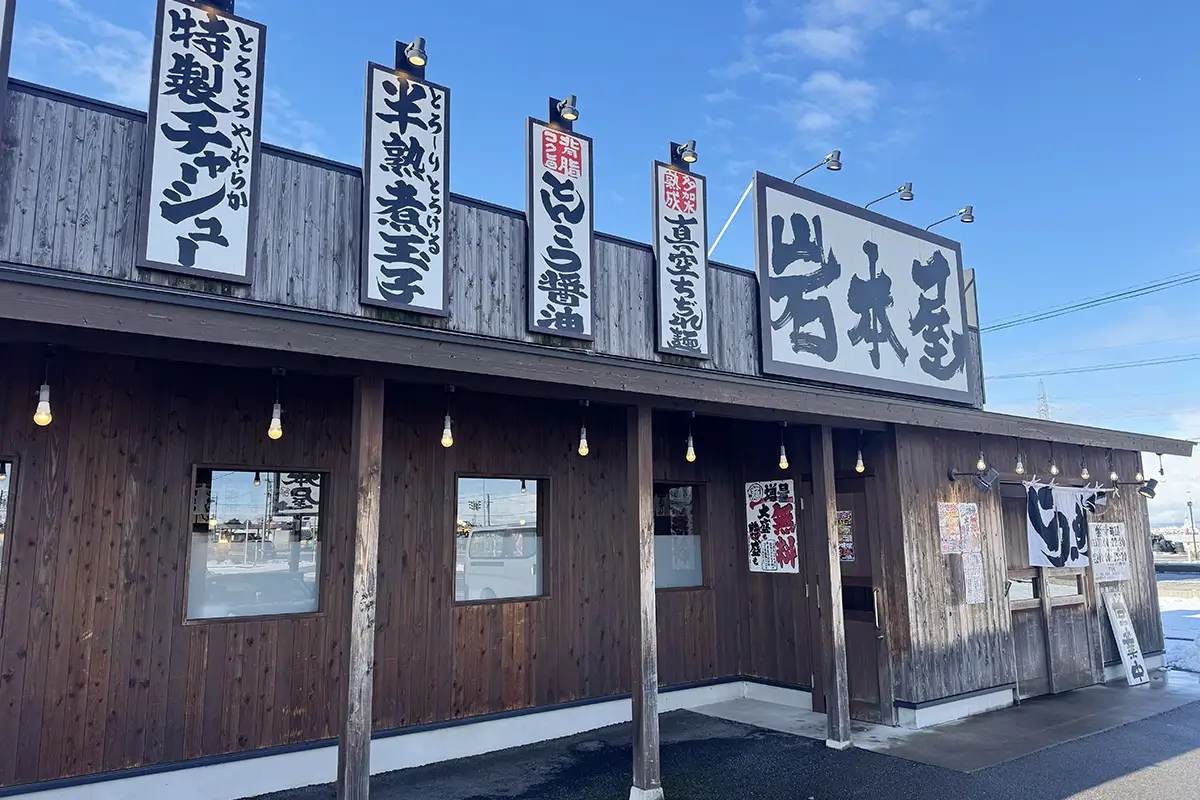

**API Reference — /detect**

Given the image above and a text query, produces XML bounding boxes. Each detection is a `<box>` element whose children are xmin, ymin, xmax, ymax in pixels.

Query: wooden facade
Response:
<box><xmin>0</xmin><ymin>72</ymin><xmax>1190</xmax><ymax>797</ymax></box>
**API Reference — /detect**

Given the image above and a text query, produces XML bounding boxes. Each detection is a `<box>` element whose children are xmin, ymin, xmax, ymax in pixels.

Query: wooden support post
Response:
<box><xmin>628</xmin><ymin>405</ymin><xmax>665</xmax><ymax>800</ymax></box>
<box><xmin>811</xmin><ymin>425</ymin><xmax>852</xmax><ymax>749</ymax></box>
<box><xmin>337</xmin><ymin>377</ymin><xmax>385</xmax><ymax>800</ymax></box>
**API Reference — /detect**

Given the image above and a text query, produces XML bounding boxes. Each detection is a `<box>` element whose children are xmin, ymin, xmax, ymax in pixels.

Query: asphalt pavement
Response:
<box><xmin>252</xmin><ymin>700</ymin><xmax>1200</xmax><ymax>800</ymax></box>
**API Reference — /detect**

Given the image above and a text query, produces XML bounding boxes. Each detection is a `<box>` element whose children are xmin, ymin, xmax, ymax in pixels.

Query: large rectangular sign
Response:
<box><xmin>753</xmin><ymin>172</ymin><xmax>971</xmax><ymax>402</ymax></box>
<box><xmin>138</xmin><ymin>0</ymin><xmax>266</xmax><ymax>282</ymax></box>
<box><xmin>526</xmin><ymin>119</ymin><xmax>594</xmax><ymax>340</ymax></box>
<box><xmin>1091</xmin><ymin>522</ymin><xmax>1130</xmax><ymax>583</ymax></box>
<box><xmin>361</xmin><ymin>63</ymin><xmax>450</xmax><ymax>315</ymax></box>
<box><xmin>652</xmin><ymin>161</ymin><xmax>710</xmax><ymax>357</ymax></box>
<box><xmin>0</xmin><ymin>0</ymin><xmax>14</xmax><ymax>141</ymax></box>
<box><xmin>745</xmin><ymin>479</ymin><xmax>799</xmax><ymax>574</ymax></box>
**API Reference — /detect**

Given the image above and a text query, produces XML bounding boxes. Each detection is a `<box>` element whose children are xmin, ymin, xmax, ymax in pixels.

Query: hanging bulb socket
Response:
<box><xmin>577</xmin><ymin>400</ymin><xmax>590</xmax><ymax>457</ymax></box>
<box><xmin>1049</xmin><ymin>460</ymin><xmax>1059</xmax><ymax>476</ymax></box>
<box><xmin>854</xmin><ymin>429</ymin><xmax>865</xmax><ymax>473</ymax></box>
<box><xmin>521</xmin><ymin>478</ymin><xmax>527</xmax><ymax>494</ymax></box>
<box><xmin>1081</xmin><ymin>463</ymin><xmax>1090</xmax><ymax>481</ymax></box>
<box><xmin>778</xmin><ymin>422</ymin><xmax>789</xmax><ymax>470</ymax></box>
<box><xmin>1015</xmin><ymin>453</ymin><xmax>1025</xmax><ymax>476</ymax></box>
<box><xmin>33</xmin><ymin>382</ymin><xmax>52</xmax><ymax>427</ymax></box>
<box><xmin>975</xmin><ymin>433</ymin><xmax>986</xmax><ymax>471</ymax></box>
<box><xmin>685</xmin><ymin>411</ymin><xmax>696</xmax><ymax>463</ymax></box>
<box><xmin>0</xmin><ymin>463</ymin><xmax>7</xmax><ymax>481</ymax></box>
<box><xmin>268</xmin><ymin>402</ymin><xmax>283</xmax><ymax>440</ymax></box>
<box><xmin>1158</xmin><ymin>453</ymin><xmax>1165</xmax><ymax>480</ymax></box>
<box><xmin>441</xmin><ymin>386</ymin><xmax>455</xmax><ymax>448</ymax></box>
<box><xmin>253</xmin><ymin>471</ymin><xmax>262</xmax><ymax>487</ymax></box>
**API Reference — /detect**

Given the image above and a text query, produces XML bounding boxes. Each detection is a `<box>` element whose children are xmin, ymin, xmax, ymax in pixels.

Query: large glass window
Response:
<box><xmin>187</xmin><ymin>468</ymin><xmax>324</xmax><ymax>621</ymax></box>
<box><xmin>455</xmin><ymin>477</ymin><xmax>542</xmax><ymax>602</ymax></box>
<box><xmin>654</xmin><ymin>484</ymin><xmax>704</xmax><ymax>589</ymax></box>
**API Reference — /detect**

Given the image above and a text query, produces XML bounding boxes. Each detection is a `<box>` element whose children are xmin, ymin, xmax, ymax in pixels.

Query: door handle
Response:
<box><xmin>873</xmin><ymin>588</ymin><xmax>881</xmax><ymax>630</ymax></box>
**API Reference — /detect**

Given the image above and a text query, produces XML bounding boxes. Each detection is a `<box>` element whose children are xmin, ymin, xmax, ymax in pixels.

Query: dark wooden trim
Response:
<box><xmin>8</xmin><ymin>78</ymin><xmax>144</xmax><ymax>121</ymax></box>
<box><xmin>628</xmin><ymin>405</ymin><xmax>662</xmax><ymax>793</ymax></box>
<box><xmin>337</xmin><ymin>377</ymin><xmax>385</xmax><ymax>800</ymax></box>
<box><xmin>0</xmin><ymin>264</ymin><xmax>1190</xmax><ymax>455</ymax></box>
<box><xmin>0</xmin><ymin>452</ymin><xmax>17</xmax><ymax>638</ymax></box>
<box><xmin>261</xmin><ymin>142</ymin><xmax>359</xmax><ymax>176</ymax></box>
<box><xmin>812</xmin><ymin>425</ymin><xmax>850</xmax><ymax>743</ymax></box>
<box><xmin>892</xmin><ymin>682</ymin><xmax>1016</xmax><ymax>710</ymax></box>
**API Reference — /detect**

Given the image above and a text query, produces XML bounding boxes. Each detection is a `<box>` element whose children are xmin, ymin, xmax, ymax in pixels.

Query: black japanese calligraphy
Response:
<box><xmin>768</xmin><ymin>212</ymin><xmax>840</xmax><ymax>363</ymax></box>
<box><xmin>847</xmin><ymin>241</ymin><xmax>908</xmax><ymax>369</ymax></box>
<box><xmin>534</xmin><ymin>165</ymin><xmax>589</xmax><ymax>333</ymax></box>
<box><xmin>909</xmin><ymin>251</ymin><xmax>966</xmax><ymax>381</ymax></box>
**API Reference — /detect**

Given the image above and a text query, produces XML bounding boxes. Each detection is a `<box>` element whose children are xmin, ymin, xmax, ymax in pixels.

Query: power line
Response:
<box><xmin>981</xmin><ymin>270</ymin><xmax>1200</xmax><ymax>333</ymax></box>
<box><xmin>987</xmin><ymin>351</ymin><xmax>1200</xmax><ymax>380</ymax></box>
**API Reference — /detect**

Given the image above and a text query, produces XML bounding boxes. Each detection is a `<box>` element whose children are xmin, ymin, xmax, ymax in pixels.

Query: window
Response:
<box><xmin>1045</xmin><ymin>573</ymin><xmax>1084</xmax><ymax>598</ymax></box>
<box><xmin>654</xmin><ymin>484</ymin><xmax>703</xmax><ymax>589</ymax></box>
<box><xmin>1007</xmin><ymin>575</ymin><xmax>1040</xmax><ymax>601</ymax></box>
<box><xmin>455</xmin><ymin>477</ymin><xmax>542</xmax><ymax>602</ymax></box>
<box><xmin>186</xmin><ymin>468</ymin><xmax>324</xmax><ymax>621</ymax></box>
<box><xmin>0</xmin><ymin>460</ymin><xmax>14</xmax><ymax>631</ymax></box>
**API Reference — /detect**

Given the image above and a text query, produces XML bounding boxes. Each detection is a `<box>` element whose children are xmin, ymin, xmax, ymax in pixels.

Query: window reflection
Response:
<box><xmin>1045</xmin><ymin>573</ymin><xmax>1083</xmax><ymax>598</ymax></box>
<box><xmin>187</xmin><ymin>469</ymin><xmax>323</xmax><ymax>620</ymax></box>
<box><xmin>455</xmin><ymin>477</ymin><xmax>541</xmax><ymax>602</ymax></box>
<box><xmin>654</xmin><ymin>484</ymin><xmax>703</xmax><ymax>589</ymax></box>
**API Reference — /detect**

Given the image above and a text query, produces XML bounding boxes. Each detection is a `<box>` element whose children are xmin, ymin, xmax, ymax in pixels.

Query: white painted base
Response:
<box><xmin>1104</xmin><ymin>652</ymin><xmax>1164</xmax><ymax>683</ymax></box>
<box><xmin>629</xmin><ymin>787</ymin><xmax>666</xmax><ymax>800</ymax></box>
<box><xmin>896</xmin><ymin>687</ymin><xmax>1015</xmax><ymax>730</ymax></box>
<box><xmin>17</xmin><ymin>680</ymin><xmax>806</xmax><ymax>800</ymax></box>
<box><xmin>824</xmin><ymin>738</ymin><xmax>853</xmax><ymax>751</ymax></box>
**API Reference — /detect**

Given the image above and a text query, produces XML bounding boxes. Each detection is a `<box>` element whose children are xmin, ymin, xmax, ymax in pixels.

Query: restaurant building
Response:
<box><xmin>0</xmin><ymin>2</ymin><xmax>1190</xmax><ymax>798</ymax></box>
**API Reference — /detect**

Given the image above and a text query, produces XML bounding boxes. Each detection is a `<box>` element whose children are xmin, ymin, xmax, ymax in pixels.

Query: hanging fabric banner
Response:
<box><xmin>526</xmin><ymin>119</ymin><xmax>594</xmax><ymax>340</ymax></box>
<box><xmin>745</xmin><ymin>479</ymin><xmax>799</xmax><ymax>574</ymax></box>
<box><xmin>361</xmin><ymin>62</ymin><xmax>450</xmax><ymax>315</ymax></box>
<box><xmin>1092</xmin><ymin>522</ymin><xmax>1131</xmax><ymax>583</ymax></box>
<box><xmin>652</xmin><ymin>161</ymin><xmax>710</xmax><ymax>357</ymax></box>
<box><xmin>1025</xmin><ymin>480</ymin><xmax>1106</xmax><ymax>568</ymax></box>
<box><xmin>0</xmin><ymin>0</ymin><xmax>14</xmax><ymax>142</ymax></box>
<box><xmin>138</xmin><ymin>0</ymin><xmax>266</xmax><ymax>282</ymax></box>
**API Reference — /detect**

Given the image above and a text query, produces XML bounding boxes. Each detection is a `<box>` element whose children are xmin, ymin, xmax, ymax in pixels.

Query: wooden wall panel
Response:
<box><xmin>0</xmin><ymin>346</ymin><xmax>355</xmax><ymax>787</ymax></box>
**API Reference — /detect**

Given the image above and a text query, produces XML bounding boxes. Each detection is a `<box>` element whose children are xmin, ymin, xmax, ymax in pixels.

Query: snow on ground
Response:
<box><xmin>1160</xmin><ymin>594</ymin><xmax>1200</xmax><ymax>673</ymax></box>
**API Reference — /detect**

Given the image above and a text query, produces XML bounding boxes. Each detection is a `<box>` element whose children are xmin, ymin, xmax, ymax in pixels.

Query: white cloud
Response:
<box><xmin>744</xmin><ymin>0</ymin><xmax>767</xmax><ymax>23</ymax></box>
<box><xmin>766</xmin><ymin>25</ymin><xmax>860</xmax><ymax>60</ymax></box>
<box><xmin>261</xmin><ymin>87</ymin><xmax>326</xmax><ymax>157</ymax></box>
<box><xmin>704</xmin><ymin>88</ymin><xmax>740</xmax><ymax>104</ymax></box>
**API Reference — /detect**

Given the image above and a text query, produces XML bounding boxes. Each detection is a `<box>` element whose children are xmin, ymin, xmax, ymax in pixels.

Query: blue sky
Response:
<box><xmin>10</xmin><ymin>0</ymin><xmax>1200</xmax><ymax>522</ymax></box>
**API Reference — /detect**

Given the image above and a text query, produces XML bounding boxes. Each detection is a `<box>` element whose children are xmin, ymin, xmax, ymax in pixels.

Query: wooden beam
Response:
<box><xmin>0</xmin><ymin>267</ymin><xmax>1190</xmax><ymax>457</ymax></box>
<box><xmin>811</xmin><ymin>425</ymin><xmax>851</xmax><ymax>748</ymax></box>
<box><xmin>337</xmin><ymin>377</ymin><xmax>385</xmax><ymax>800</ymax></box>
<box><xmin>627</xmin><ymin>405</ymin><xmax>664</xmax><ymax>800</ymax></box>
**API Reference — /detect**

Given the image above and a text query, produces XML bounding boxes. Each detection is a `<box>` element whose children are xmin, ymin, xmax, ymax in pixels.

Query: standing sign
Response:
<box><xmin>1091</xmin><ymin>522</ymin><xmax>1130</xmax><ymax>583</ymax></box>
<box><xmin>1102</xmin><ymin>590</ymin><xmax>1149</xmax><ymax>686</ymax></box>
<box><xmin>753</xmin><ymin>173</ymin><xmax>971</xmax><ymax>402</ymax></box>
<box><xmin>652</xmin><ymin>162</ymin><xmax>710</xmax><ymax>357</ymax></box>
<box><xmin>361</xmin><ymin>63</ymin><xmax>450</xmax><ymax>315</ymax></box>
<box><xmin>745</xmin><ymin>479</ymin><xmax>799</xmax><ymax>574</ymax></box>
<box><xmin>526</xmin><ymin>119</ymin><xmax>595</xmax><ymax>340</ymax></box>
<box><xmin>273</xmin><ymin>472</ymin><xmax>321</xmax><ymax>516</ymax></box>
<box><xmin>0</xmin><ymin>0</ymin><xmax>14</xmax><ymax>144</ymax></box>
<box><xmin>138</xmin><ymin>0</ymin><xmax>266</xmax><ymax>282</ymax></box>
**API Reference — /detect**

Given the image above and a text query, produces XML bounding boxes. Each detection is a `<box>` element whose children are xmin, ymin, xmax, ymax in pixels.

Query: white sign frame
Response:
<box><xmin>360</xmin><ymin>62</ymin><xmax>451</xmax><ymax>316</ymax></box>
<box><xmin>1101</xmin><ymin>590</ymin><xmax>1150</xmax><ymax>686</ymax></box>
<box><xmin>137</xmin><ymin>0</ymin><xmax>266</xmax><ymax>283</ymax></box>
<box><xmin>651</xmin><ymin>161</ymin><xmax>711</xmax><ymax>358</ymax></box>
<box><xmin>753</xmin><ymin>172</ymin><xmax>971</xmax><ymax>402</ymax></box>
<box><xmin>745</xmin><ymin>479</ymin><xmax>800</xmax><ymax>574</ymax></box>
<box><xmin>526</xmin><ymin>118</ymin><xmax>595</xmax><ymax>341</ymax></box>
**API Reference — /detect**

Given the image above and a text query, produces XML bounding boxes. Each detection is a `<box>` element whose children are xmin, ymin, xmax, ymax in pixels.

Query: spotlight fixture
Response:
<box><xmin>948</xmin><ymin>467</ymin><xmax>1001</xmax><ymax>494</ymax></box>
<box><xmin>855</xmin><ymin>430</ymin><xmax>865</xmax><ymax>473</ymax></box>
<box><xmin>975</xmin><ymin>433</ymin><xmax>987</xmax><ymax>472</ymax></box>
<box><xmin>1139</xmin><ymin>478</ymin><xmax>1158</xmax><ymax>499</ymax></box>
<box><xmin>865</xmin><ymin>182</ymin><xmax>914</xmax><ymax>209</ymax></box>
<box><xmin>441</xmin><ymin>386</ymin><xmax>454</xmax><ymax>448</ymax></box>
<box><xmin>577</xmin><ymin>400</ymin><xmax>590</xmax><ymax>457</ymax></box>
<box><xmin>557</xmin><ymin>94</ymin><xmax>578</xmax><ymax>122</ymax></box>
<box><xmin>778</xmin><ymin>422</ymin><xmax>789</xmax><ymax>471</ymax></box>
<box><xmin>686</xmin><ymin>411</ymin><xmax>697</xmax><ymax>463</ymax></box>
<box><xmin>792</xmin><ymin>150</ymin><xmax>842</xmax><ymax>183</ymax></box>
<box><xmin>926</xmin><ymin>206</ymin><xmax>974</xmax><ymax>231</ymax></box>
<box><xmin>404</xmin><ymin>36</ymin><xmax>427</xmax><ymax>68</ymax></box>
<box><xmin>253</xmin><ymin>471</ymin><xmax>261</xmax><ymax>487</ymax></box>
<box><xmin>677</xmin><ymin>139</ymin><xmax>698</xmax><ymax>164</ymax></box>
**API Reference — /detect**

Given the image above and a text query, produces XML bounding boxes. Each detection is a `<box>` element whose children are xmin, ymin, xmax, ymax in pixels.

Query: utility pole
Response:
<box><xmin>1037</xmin><ymin>380</ymin><xmax>1050</xmax><ymax>421</ymax></box>
<box><xmin>1190</xmin><ymin>491</ymin><xmax>1198</xmax><ymax>562</ymax></box>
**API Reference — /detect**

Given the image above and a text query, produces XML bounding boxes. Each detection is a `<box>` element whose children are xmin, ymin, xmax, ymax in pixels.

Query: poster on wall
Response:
<box><xmin>1092</xmin><ymin>522</ymin><xmax>1130</xmax><ymax>583</ymax></box>
<box><xmin>745</xmin><ymin>479</ymin><xmax>799</xmax><ymax>574</ymax></box>
<box><xmin>526</xmin><ymin>118</ymin><xmax>594</xmax><ymax>340</ymax></box>
<box><xmin>752</xmin><ymin>173</ymin><xmax>971</xmax><ymax>403</ymax></box>
<box><xmin>273</xmin><ymin>472</ymin><xmax>321</xmax><ymax>516</ymax></box>
<box><xmin>137</xmin><ymin>0</ymin><xmax>266</xmax><ymax>282</ymax></box>
<box><xmin>963</xmin><ymin>551</ymin><xmax>986</xmax><ymax>605</ymax></box>
<box><xmin>1026</xmin><ymin>481</ymin><xmax>1105</xmax><ymax>568</ymax></box>
<box><xmin>1102</xmin><ymin>590</ymin><xmax>1149</xmax><ymax>686</ymax></box>
<box><xmin>360</xmin><ymin>62</ymin><xmax>450</xmax><ymax>315</ymax></box>
<box><xmin>0</xmin><ymin>0</ymin><xmax>14</xmax><ymax>141</ymax></box>
<box><xmin>652</xmin><ymin>161</ymin><xmax>710</xmax><ymax>357</ymax></box>
<box><xmin>938</xmin><ymin>501</ymin><xmax>981</xmax><ymax>555</ymax></box>
<box><xmin>837</xmin><ymin>510</ymin><xmax>854</xmax><ymax>562</ymax></box>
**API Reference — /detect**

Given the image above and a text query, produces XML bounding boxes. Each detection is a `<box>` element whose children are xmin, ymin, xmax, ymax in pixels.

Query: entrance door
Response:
<box><xmin>837</xmin><ymin>487</ymin><xmax>885</xmax><ymax>723</ymax></box>
<box><xmin>1001</xmin><ymin>490</ymin><xmax>1102</xmax><ymax>699</ymax></box>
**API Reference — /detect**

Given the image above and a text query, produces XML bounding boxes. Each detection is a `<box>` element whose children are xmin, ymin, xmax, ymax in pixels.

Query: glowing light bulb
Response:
<box><xmin>520</xmin><ymin>479</ymin><xmax>527</xmax><ymax>494</ymax></box>
<box><xmin>779</xmin><ymin>445</ymin><xmax>789</xmax><ymax>471</ymax></box>
<box><xmin>0</xmin><ymin>464</ymin><xmax>7</xmax><ymax>481</ymax></box>
<box><xmin>685</xmin><ymin>433</ymin><xmax>696</xmax><ymax>463</ymax></box>
<box><xmin>519</xmin><ymin>519</ymin><xmax>527</xmax><ymax>526</ymax></box>
<box><xmin>253</xmin><ymin>471</ymin><xmax>261</xmax><ymax>487</ymax></box>
<box><xmin>855</xmin><ymin>449</ymin><xmax>865</xmax><ymax>473</ymax></box>
<box><xmin>1135</xmin><ymin>469</ymin><xmax>1144</xmax><ymax>483</ymax></box>
<box><xmin>976</xmin><ymin>452</ymin><xmax>987</xmax><ymax>472</ymax></box>
<box><xmin>1110</xmin><ymin>469</ymin><xmax>1119</xmax><ymax>482</ymax></box>
<box><xmin>33</xmin><ymin>383</ymin><xmax>52</xmax><ymax>427</ymax></box>
<box><xmin>440</xmin><ymin>413</ymin><xmax>453</xmax><ymax>448</ymax></box>
<box><xmin>1050</xmin><ymin>461</ymin><xmax>1059</xmax><ymax>476</ymax></box>
<box><xmin>267</xmin><ymin>402</ymin><xmax>283</xmax><ymax>440</ymax></box>
<box><xmin>577</xmin><ymin>425</ymin><xmax>589</xmax><ymax>457</ymax></box>
<box><xmin>1081</xmin><ymin>465</ymin><xmax>1090</xmax><ymax>481</ymax></box>
<box><xmin>1015</xmin><ymin>455</ymin><xmax>1025</xmax><ymax>475</ymax></box>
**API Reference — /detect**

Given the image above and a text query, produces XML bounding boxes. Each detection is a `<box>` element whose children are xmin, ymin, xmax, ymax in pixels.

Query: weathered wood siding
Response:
<box><xmin>0</xmin><ymin>86</ymin><xmax>761</xmax><ymax>378</ymax></box>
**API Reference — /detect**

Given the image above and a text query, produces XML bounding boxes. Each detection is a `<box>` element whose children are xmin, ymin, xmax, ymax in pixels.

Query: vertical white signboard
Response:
<box><xmin>526</xmin><ymin>119</ymin><xmax>594</xmax><ymax>340</ymax></box>
<box><xmin>745</xmin><ymin>479</ymin><xmax>799</xmax><ymax>574</ymax></box>
<box><xmin>361</xmin><ymin>63</ymin><xmax>450</xmax><ymax>315</ymax></box>
<box><xmin>138</xmin><ymin>0</ymin><xmax>265</xmax><ymax>282</ymax></box>
<box><xmin>1102</xmin><ymin>590</ymin><xmax>1149</xmax><ymax>686</ymax></box>
<box><xmin>652</xmin><ymin>161</ymin><xmax>710</xmax><ymax>358</ymax></box>
<box><xmin>754</xmin><ymin>173</ymin><xmax>971</xmax><ymax>402</ymax></box>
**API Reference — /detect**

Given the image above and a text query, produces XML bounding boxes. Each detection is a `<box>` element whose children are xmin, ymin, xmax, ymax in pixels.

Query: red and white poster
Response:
<box><xmin>745</xmin><ymin>479</ymin><xmax>799</xmax><ymax>574</ymax></box>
